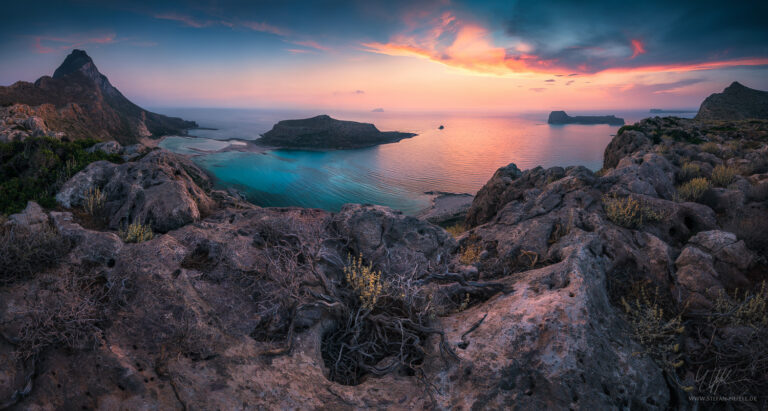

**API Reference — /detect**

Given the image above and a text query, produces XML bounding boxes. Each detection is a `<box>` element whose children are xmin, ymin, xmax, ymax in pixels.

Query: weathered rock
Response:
<box><xmin>86</xmin><ymin>140</ymin><xmax>122</xmax><ymax>154</ymax></box>
<box><xmin>332</xmin><ymin>204</ymin><xmax>456</xmax><ymax>275</ymax></box>
<box><xmin>7</xmin><ymin>202</ymin><xmax>49</xmax><ymax>229</ymax></box>
<box><xmin>674</xmin><ymin>230</ymin><xmax>755</xmax><ymax>310</ymax></box>
<box><xmin>695</xmin><ymin>81</ymin><xmax>768</xmax><ymax>120</ymax></box>
<box><xmin>603</xmin><ymin>130</ymin><xmax>651</xmax><ymax>169</ymax></box>
<box><xmin>56</xmin><ymin>150</ymin><xmax>217</xmax><ymax>232</ymax></box>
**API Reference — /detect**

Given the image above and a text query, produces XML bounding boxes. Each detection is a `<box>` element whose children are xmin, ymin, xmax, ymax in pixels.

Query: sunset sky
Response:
<box><xmin>1</xmin><ymin>0</ymin><xmax>767</xmax><ymax>112</ymax></box>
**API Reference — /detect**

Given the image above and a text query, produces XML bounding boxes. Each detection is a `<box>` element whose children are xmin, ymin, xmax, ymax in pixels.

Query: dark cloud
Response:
<box><xmin>499</xmin><ymin>0</ymin><xmax>768</xmax><ymax>72</ymax></box>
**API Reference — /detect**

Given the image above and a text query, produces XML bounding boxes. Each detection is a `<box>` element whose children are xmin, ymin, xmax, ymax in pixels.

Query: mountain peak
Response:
<box><xmin>52</xmin><ymin>49</ymin><xmax>96</xmax><ymax>79</ymax></box>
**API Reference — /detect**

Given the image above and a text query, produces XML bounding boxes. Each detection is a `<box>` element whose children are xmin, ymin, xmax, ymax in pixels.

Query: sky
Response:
<box><xmin>0</xmin><ymin>0</ymin><xmax>767</xmax><ymax>112</ymax></box>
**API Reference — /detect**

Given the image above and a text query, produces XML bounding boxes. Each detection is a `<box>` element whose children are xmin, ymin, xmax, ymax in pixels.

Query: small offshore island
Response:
<box><xmin>548</xmin><ymin>110</ymin><xmax>625</xmax><ymax>125</ymax></box>
<box><xmin>257</xmin><ymin>114</ymin><xmax>416</xmax><ymax>149</ymax></box>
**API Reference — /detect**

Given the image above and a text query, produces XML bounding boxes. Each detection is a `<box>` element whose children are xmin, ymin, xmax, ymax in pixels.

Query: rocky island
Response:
<box><xmin>257</xmin><ymin>114</ymin><xmax>416</xmax><ymax>149</ymax></box>
<box><xmin>0</xmin><ymin>50</ymin><xmax>197</xmax><ymax>144</ymax></box>
<box><xmin>548</xmin><ymin>110</ymin><xmax>625</xmax><ymax>125</ymax></box>
<box><xmin>1</xmin><ymin>53</ymin><xmax>768</xmax><ymax>410</ymax></box>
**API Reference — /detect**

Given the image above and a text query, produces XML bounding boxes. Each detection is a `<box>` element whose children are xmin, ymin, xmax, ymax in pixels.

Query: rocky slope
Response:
<box><xmin>0</xmin><ymin>50</ymin><xmax>197</xmax><ymax>144</ymax></box>
<box><xmin>696</xmin><ymin>81</ymin><xmax>768</xmax><ymax>121</ymax></box>
<box><xmin>548</xmin><ymin>110</ymin><xmax>625</xmax><ymax>125</ymax></box>
<box><xmin>1</xmin><ymin>90</ymin><xmax>768</xmax><ymax>409</ymax></box>
<box><xmin>258</xmin><ymin>114</ymin><xmax>416</xmax><ymax>149</ymax></box>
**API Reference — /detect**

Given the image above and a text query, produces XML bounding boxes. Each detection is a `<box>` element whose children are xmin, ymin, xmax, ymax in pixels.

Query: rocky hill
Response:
<box><xmin>548</xmin><ymin>110</ymin><xmax>625</xmax><ymax>125</ymax></box>
<box><xmin>695</xmin><ymin>81</ymin><xmax>768</xmax><ymax>121</ymax></box>
<box><xmin>258</xmin><ymin>114</ymin><xmax>416</xmax><ymax>149</ymax></box>
<box><xmin>1</xmin><ymin>88</ymin><xmax>767</xmax><ymax>409</ymax></box>
<box><xmin>0</xmin><ymin>50</ymin><xmax>197</xmax><ymax>144</ymax></box>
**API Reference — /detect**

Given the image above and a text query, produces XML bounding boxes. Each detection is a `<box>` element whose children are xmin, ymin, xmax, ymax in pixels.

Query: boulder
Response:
<box><xmin>56</xmin><ymin>150</ymin><xmax>217</xmax><ymax>233</ymax></box>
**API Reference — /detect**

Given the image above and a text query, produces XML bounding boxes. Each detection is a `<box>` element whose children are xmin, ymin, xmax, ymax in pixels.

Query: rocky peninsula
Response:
<box><xmin>1</xmin><ymin>79</ymin><xmax>767</xmax><ymax>410</ymax></box>
<box><xmin>257</xmin><ymin>114</ymin><xmax>416</xmax><ymax>149</ymax></box>
<box><xmin>548</xmin><ymin>110</ymin><xmax>625</xmax><ymax>125</ymax></box>
<box><xmin>0</xmin><ymin>50</ymin><xmax>196</xmax><ymax>144</ymax></box>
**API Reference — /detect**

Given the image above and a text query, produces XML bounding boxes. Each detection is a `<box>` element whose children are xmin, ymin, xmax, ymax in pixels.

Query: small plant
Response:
<box><xmin>0</xmin><ymin>223</ymin><xmax>71</xmax><ymax>285</ymax></box>
<box><xmin>602</xmin><ymin>194</ymin><xmax>665</xmax><ymax>229</ymax></box>
<box><xmin>700</xmin><ymin>142</ymin><xmax>720</xmax><ymax>155</ymax></box>
<box><xmin>459</xmin><ymin>239</ymin><xmax>483</xmax><ymax>265</ymax></box>
<box><xmin>83</xmin><ymin>187</ymin><xmax>106</xmax><ymax>216</ymax></box>
<box><xmin>678</xmin><ymin>162</ymin><xmax>700</xmax><ymax>181</ymax></box>
<box><xmin>445</xmin><ymin>223</ymin><xmax>466</xmax><ymax>238</ymax></box>
<box><xmin>620</xmin><ymin>284</ymin><xmax>688</xmax><ymax>388</ymax></box>
<box><xmin>119</xmin><ymin>222</ymin><xmax>154</xmax><ymax>243</ymax></box>
<box><xmin>677</xmin><ymin>177</ymin><xmax>711</xmax><ymax>202</ymax></box>
<box><xmin>710</xmin><ymin>165</ymin><xmax>736</xmax><ymax>188</ymax></box>
<box><xmin>344</xmin><ymin>254</ymin><xmax>384</xmax><ymax>310</ymax></box>
<box><xmin>711</xmin><ymin>282</ymin><xmax>768</xmax><ymax>328</ymax></box>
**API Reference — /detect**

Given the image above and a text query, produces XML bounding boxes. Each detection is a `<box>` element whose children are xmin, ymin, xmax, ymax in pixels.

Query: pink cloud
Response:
<box><xmin>630</xmin><ymin>39</ymin><xmax>646</xmax><ymax>59</ymax></box>
<box><xmin>154</xmin><ymin>13</ymin><xmax>212</xmax><ymax>28</ymax></box>
<box><xmin>31</xmin><ymin>33</ymin><xmax>117</xmax><ymax>54</ymax></box>
<box><xmin>240</xmin><ymin>21</ymin><xmax>288</xmax><ymax>36</ymax></box>
<box><xmin>288</xmin><ymin>39</ymin><xmax>329</xmax><ymax>51</ymax></box>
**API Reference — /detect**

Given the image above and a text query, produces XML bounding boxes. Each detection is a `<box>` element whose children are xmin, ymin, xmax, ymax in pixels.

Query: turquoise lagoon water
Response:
<box><xmin>157</xmin><ymin>109</ymin><xmax>694</xmax><ymax>214</ymax></box>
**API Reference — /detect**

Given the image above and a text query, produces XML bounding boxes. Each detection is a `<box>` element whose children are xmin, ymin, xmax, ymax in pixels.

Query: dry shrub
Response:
<box><xmin>679</xmin><ymin>162</ymin><xmax>701</xmax><ymax>181</ymax></box>
<box><xmin>700</xmin><ymin>142</ymin><xmax>721</xmax><ymax>155</ymax></box>
<box><xmin>684</xmin><ymin>282</ymin><xmax>768</xmax><ymax>403</ymax></box>
<box><xmin>710</xmin><ymin>165</ymin><xmax>737</xmax><ymax>188</ymax></box>
<box><xmin>459</xmin><ymin>239</ymin><xmax>483</xmax><ymax>265</ymax></box>
<box><xmin>620</xmin><ymin>285</ymin><xmax>687</xmax><ymax>387</ymax></box>
<box><xmin>0</xmin><ymin>223</ymin><xmax>71</xmax><ymax>285</ymax></box>
<box><xmin>322</xmin><ymin>258</ymin><xmax>455</xmax><ymax>387</ymax></box>
<box><xmin>677</xmin><ymin>177</ymin><xmax>711</xmax><ymax>202</ymax></box>
<box><xmin>344</xmin><ymin>254</ymin><xmax>383</xmax><ymax>310</ymax></box>
<box><xmin>83</xmin><ymin>187</ymin><xmax>106</xmax><ymax>216</ymax></box>
<box><xmin>602</xmin><ymin>194</ymin><xmax>665</xmax><ymax>229</ymax></box>
<box><xmin>119</xmin><ymin>222</ymin><xmax>154</xmax><ymax>243</ymax></box>
<box><xmin>14</xmin><ymin>265</ymin><xmax>108</xmax><ymax>359</ymax></box>
<box><xmin>444</xmin><ymin>223</ymin><xmax>465</xmax><ymax>238</ymax></box>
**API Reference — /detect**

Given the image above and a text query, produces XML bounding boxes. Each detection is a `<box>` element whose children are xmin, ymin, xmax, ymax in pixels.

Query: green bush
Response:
<box><xmin>677</xmin><ymin>177</ymin><xmax>711</xmax><ymax>202</ymax></box>
<box><xmin>0</xmin><ymin>137</ymin><xmax>123</xmax><ymax>215</ymax></box>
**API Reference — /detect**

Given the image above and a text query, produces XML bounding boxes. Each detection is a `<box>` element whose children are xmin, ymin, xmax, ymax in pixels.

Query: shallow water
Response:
<box><xmin>156</xmin><ymin>108</ymin><xmax>693</xmax><ymax>214</ymax></box>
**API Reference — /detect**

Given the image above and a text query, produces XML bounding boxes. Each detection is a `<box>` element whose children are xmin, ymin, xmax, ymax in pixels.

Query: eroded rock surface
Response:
<box><xmin>2</xmin><ymin>112</ymin><xmax>768</xmax><ymax>409</ymax></box>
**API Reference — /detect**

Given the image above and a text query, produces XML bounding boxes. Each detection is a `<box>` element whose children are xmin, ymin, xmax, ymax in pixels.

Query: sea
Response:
<box><xmin>155</xmin><ymin>108</ymin><xmax>695</xmax><ymax>214</ymax></box>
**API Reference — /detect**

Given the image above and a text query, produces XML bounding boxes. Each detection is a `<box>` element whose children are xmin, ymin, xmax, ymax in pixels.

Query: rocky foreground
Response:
<box><xmin>2</xmin><ymin>87</ymin><xmax>768</xmax><ymax>409</ymax></box>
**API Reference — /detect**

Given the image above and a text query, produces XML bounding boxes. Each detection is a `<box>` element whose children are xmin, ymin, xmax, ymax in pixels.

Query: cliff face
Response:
<box><xmin>695</xmin><ymin>81</ymin><xmax>768</xmax><ymax>120</ymax></box>
<box><xmin>258</xmin><ymin>114</ymin><xmax>416</xmax><ymax>149</ymax></box>
<box><xmin>0</xmin><ymin>50</ymin><xmax>196</xmax><ymax>144</ymax></box>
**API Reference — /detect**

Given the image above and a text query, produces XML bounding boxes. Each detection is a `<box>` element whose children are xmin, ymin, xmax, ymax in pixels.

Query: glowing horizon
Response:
<box><xmin>1</xmin><ymin>0</ymin><xmax>766</xmax><ymax>112</ymax></box>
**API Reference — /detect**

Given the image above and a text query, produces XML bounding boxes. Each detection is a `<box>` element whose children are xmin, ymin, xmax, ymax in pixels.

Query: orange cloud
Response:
<box><xmin>602</xmin><ymin>57</ymin><xmax>768</xmax><ymax>75</ymax></box>
<box><xmin>630</xmin><ymin>39</ymin><xmax>645</xmax><ymax>59</ymax></box>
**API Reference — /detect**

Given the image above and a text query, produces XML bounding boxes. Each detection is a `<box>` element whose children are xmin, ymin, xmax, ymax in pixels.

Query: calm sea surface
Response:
<box><xmin>156</xmin><ymin>108</ymin><xmax>693</xmax><ymax>214</ymax></box>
